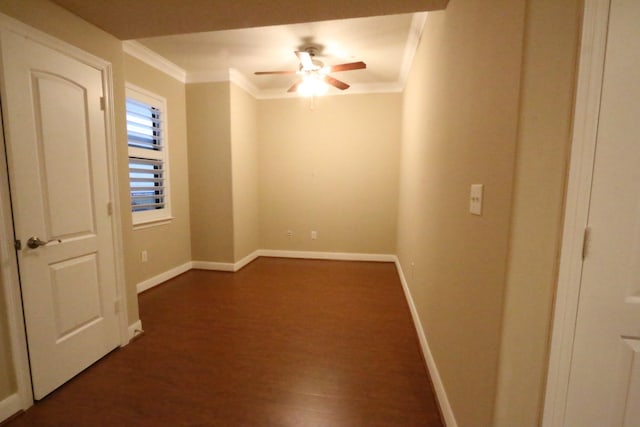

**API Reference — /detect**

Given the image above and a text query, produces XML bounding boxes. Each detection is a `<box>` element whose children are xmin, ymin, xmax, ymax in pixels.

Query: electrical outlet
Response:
<box><xmin>311</xmin><ymin>230</ymin><xmax>318</xmax><ymax>240</ymax></box>
<box><xmin>470</xmin><ymin>184</ymin><xmax>484</xmax><ymax>216</ymax></box>
<box><xmin>141</xmin><ymin>250</ymin><xmax>148</xmax><ymax>263</ymax></box>
<box><xmin>287</xmin><ymin>230</ymin><xmax>293</xmax><ymax>238</ymax></box>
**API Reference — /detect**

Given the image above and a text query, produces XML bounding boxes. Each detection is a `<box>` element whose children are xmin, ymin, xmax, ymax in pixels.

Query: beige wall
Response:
<box><xmin>0</xmin><ymin>0</ymin><xmax>141</xmax><ymax>404</ymax></box>
<box><xmin>186</xmin><ymin>82</ymin><xmax>235</xmax><ymax>263</ymax></box>
<box><xmin>396</xmin><ymin>1</ymin><xmax>526</xmax><ymax>426</ymax></box>
<box><xmin>493</xmin><ymin>0</ymin><xmax>581</xmax><ymax>425</ymax></box>
<box><xmin>124</xmin><ymin>54</ymin><xmax>192</xmax><ymax>283</ymax></box>
<box><xmin>230</xmin><ymin>83</ymin><xmax>260</xmax><ymax>261</ymax></box>
<box><xmin>0</xmin><ymin>1</ymin><xmax>582</xmax><ymax>424</ymax></box>
<box><xmin>258</xmin><ymin>94</ymin><xmax>401</xmax><ymax>254</ymax></box>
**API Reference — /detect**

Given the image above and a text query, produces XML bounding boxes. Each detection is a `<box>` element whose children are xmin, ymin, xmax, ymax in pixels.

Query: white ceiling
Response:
<box><xmin>129</xmin><ymin>13</ymin><xmax>427</xmax><ymax>98</ymax></box>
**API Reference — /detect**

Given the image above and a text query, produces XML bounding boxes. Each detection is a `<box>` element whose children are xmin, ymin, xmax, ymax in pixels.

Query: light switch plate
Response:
<box><xmin>470</xmin><ymin>184</ymin><xmax>483</xmax><ymax>216</ymax></box>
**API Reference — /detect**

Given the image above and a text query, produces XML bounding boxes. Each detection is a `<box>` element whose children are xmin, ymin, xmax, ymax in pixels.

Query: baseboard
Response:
<box><xmin>0</xmin><ymin>394</ymin><xmax>21</xmax><ymax>424</ymax></box>
<box><xmin>127</xmin><ymin>320</ymin><xmax>144</xmax><ymax>341</ymax></box>
<box><xmin>193</xmin><ymin>250</ymin><xmax>393</xmax><ymax>270</ymax></box>
<box><xmin>124</xmin><ymin>252</ymin><xmax>455</xmax><ymax>425</ymax></box>
<box><xmin>136</xmin><ymin>261</ymin><xmax>193</xmax><ymax>294</ymax></box>
<box><xmin>139</xmin><ymin>249</ymin><xmax>393</xmax><ymax>293</ymax></box>
<box><xmin>394</xmin><ymin>257</ymin><xmax>458</xmax><ymax>427</ymax></box>
<box><xmin>191</xmin><ymin>260</ymin><xmax>235</xmax><ymax>272</ymax></box>
<box><xmin>233</xmin><ymin>250</ymin><xmax>261</xmax><ymax>271</ymax></box>
<box><xmin>192</xmin><ymin>251</ymin><xmax>259</xmax><ymax>272</ymax></box>
<box><xmin>258</xmin><ymin>249</ymin><xmax>396</xmax><ymax>262</ymax></box>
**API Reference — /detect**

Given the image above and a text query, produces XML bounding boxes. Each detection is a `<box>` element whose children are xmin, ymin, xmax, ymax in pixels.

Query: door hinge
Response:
<box><xmin>14</xmin><ymin>239</ymin><xmax>21</xmax><ymax>250</ymax></box>
<box><xmin>582</xmin><ymin>226</ymin><xmax>591</xmax><ymax>260</ymax></box>
<box><xmin>114</xmin><ymin>299</ymin><xmax>121</xmax><ymax>314</ymax></box>
<box><xmin>107</xmin><ymin>201</ymin><xmax>113</xmax><ymax>216</ymax></box>
<box><xmin>100</xmin><ymin>96</ymin><xmax>105</xmax><ymax>111</ymax></box>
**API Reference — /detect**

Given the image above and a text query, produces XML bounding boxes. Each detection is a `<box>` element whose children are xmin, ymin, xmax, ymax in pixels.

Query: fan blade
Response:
<box><xmin>323</xmin><ymin>75</ymin><xmax>350</xmax><ymax>90</ymax></box>
<box><xmin>295</xmin><ymin>51</ymin><xmax>314</xmax><ymax>70</ymax></box>
<box><xmin>254</xmin><ymin>70</ymin><xmax>297</xmax><ymax>75</ymax></box>
<box><xmin>287</xmin><ymin>79</ymin><xmax>303</xmax><ymax>92</ymax></box>
<box><xmin>328</xmin><ymin>61</ymin><xmax>366</xmax><ymax>72</ymax></box>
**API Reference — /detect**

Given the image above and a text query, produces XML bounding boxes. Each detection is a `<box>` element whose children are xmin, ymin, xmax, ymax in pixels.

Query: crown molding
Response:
<box><xmin>398</xmin><ymin>12</ymin><xmax>428</xmax><ymax>90</ymax></box>
<box><xmin>228</xmin><ymin>68</ymin><xmax>261</xmax><ymax>97</ymax></box>
<box><xmin>345</xmin><ymin>82</ymin><xmax>404</xmax><ymax>95</ymax></box>
<box><xmin>255</xmin><ymin>82</ymin><xmax>403</xmax><ymax>100</ymax></box>
<box><xmin>186</xmin><ymin>69</ymin><xmax>260</xmax><ymax>97</ymax></box>
<box><xmin>122</xmin><ymin>12</ymin><xmax>427</xmax><ymax>98</ymax></box>
<box><xmin>123</xmin><ymin>40</ymin><xmax>187</xmax><ymax>82</ymax></box>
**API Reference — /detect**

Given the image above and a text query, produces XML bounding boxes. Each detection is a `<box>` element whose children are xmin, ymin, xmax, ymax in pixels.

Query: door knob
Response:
<box><xmin>26</xmin><ymin>236</ymin><xmax>61</xmax><ymax>249</ymax></box>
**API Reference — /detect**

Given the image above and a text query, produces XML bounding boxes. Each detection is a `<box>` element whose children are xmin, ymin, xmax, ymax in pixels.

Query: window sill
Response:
<box><xmin>132</xmin><ymin>216</ymin><xmax>174</xmax><ymax>231</ymax></box>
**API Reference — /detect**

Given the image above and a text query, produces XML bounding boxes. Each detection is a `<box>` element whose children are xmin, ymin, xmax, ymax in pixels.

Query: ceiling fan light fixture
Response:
<box><xmin>297</xmin><ymin>73</ymin><xmax>328</xmax><ymax>97</ymax></box>
<box><xmin>255</xmin><ymin>48</ymin><xmax>366</xmax><ymax>95</ymax></box>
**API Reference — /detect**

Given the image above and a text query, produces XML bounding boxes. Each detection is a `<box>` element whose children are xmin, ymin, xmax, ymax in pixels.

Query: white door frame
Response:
<box><xmin>542</xmin><ymin>0</ymin><xmax>611</xmax><ymax>425</ymax></box>
<box><xmin>0</xmin><ymin>13</ymin><xmax>130</xmax><ymax>414</ymax></box>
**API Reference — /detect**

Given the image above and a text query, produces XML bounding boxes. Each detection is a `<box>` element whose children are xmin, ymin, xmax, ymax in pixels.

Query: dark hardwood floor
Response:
<box><xmin>6</xmin><ymin>257</ymin><xmax>444</xmax><ymax>426</ymax></box>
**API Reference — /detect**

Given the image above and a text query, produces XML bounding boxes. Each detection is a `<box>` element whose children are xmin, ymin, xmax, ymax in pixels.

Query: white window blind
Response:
<box><xmin>128</xmin><ymin>157</ymin><xmax>164</xmax><ymax>211</ymax></box>
<box><xmin>126</xmin><ymin>85</ymin><xmax>171</xmax><ymax>225</ymax></box>
<box><xmin>127</xmin><ymin>98</ymin><xmax>163</xmax><ymax>150</ymax></box>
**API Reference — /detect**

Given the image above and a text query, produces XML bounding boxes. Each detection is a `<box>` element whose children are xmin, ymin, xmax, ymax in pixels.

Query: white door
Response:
<box><xmin>563</xmin><ymin>0</ymin><xmax>640</xmax><ymax>425</ymax></box>
<box><xmin>0</xmin><ymin>28</ymin><xmax>121</xmax><ymax>399</ymax></box>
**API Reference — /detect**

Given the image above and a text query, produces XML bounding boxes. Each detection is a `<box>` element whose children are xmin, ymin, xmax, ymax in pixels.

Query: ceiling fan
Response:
<box><xmin>254</xmin><ymin>47</ymin><xmax>366</xmax><ymax>95</ymax></box>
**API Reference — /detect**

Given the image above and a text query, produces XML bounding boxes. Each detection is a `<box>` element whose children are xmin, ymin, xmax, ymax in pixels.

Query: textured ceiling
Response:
<box><xmin>51</xmin><ymin>0</ymin><xmax>448</xmax><ymax>39</ymax></box>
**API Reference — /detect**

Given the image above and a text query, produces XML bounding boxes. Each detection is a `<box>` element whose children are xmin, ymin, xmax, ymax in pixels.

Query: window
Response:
<box><xmin>126</xmin><ymin>85</ymin><xmax>171</xmax><ymax>226</ymax></box>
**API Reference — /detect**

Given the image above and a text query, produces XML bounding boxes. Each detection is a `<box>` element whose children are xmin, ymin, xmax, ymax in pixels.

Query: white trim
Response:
<box><xmin>0</xmin><ymin>11</ymin><xmax>134</xmax><ymax>413</ymax></box>
<box><xmin>136</xmin><ymin>261</ymin><xmax>193</xmax><ymax>294</ymax></box>
<box><xmin>394</xmin><ymin>257</ymin><xmax>458</xmax><ymax>427</ymax></box>
<box><xmin>0</xmin><ymin>14</ymin><xmax>108</xmax><ymax>70</ymax></box>
<box><xmin>0</xmin><ymin>106</ymin><xmax>32</xmax><ymax>414</ymax></box>
<box><xmin>123</xmin><ymin>40</ymin><xmax>187</xmax><ymax>83</ymax></box>
<box><xmin>234</xmin><ymin>250</ymin><xmax>261</xmax><ymax>271</ymax></box>
<box><xmin>127</xmin><ymin>320</ymin><xmax>144</xmax><ymax>341</ymax></box>
<box><xmin>126</xmin><ymin>82</ymin><xmax>173</xmax><ymax>227</ymax></box>
<box><xmin>190</xmin><ymin>250</ymin><xmax>394</xmax><ymax>272</ymax></box>
<box><xmin>166</xmin><ymin>66</ymin><xmax>402</xmax><ymax>98</ymax></box>
<box><xmin>103</xmin><ymin>58</ymin><xmax>131</xmax><ymax>351</ymax></box>
<box><xmin>542</xmin><ymin>0</ymin><xmax>611</xmax><ymax>426</ymax></box>
<box><xmin>192</xmin><ymin>252</ymin><xmax>260</xmax><ymax>272</ymax></box>
<box><xmin>132</xmin><ymin>217</ymin><xmax>174</xmax><ymax>230</ymax></box>
<box><xmin>0</xmin><ymin>393</ymin><xmax>21</xmax><ymax>423</ymax></box>
<box><xmin>192</xmin><ymin>260</ymin><xmax>236</xmax><ymax>272</ymax></box>
<box><xmin>254</xmin><ymin>82</ymin><xmax>404</xmax><ymax>100</ymax></box>
<box><xmin>121</xmin><ymin>12</ymin><xmax>425</xmax><ymax>100</ymax></box>
<box><xmin>398</xmin><ymin>12</ymin><xmax>428</xmax><ymax>90</ymax></box>
<box><xmin>188</xmin><ymin>68</ymin><xmax>262</xmax><ymax>97</ymax></box>
<box><xmin>188</xmin><ymin>68</ymin><xmax>406</xmax><ymax>99</ymax></box>
<box><xmin>258</xmin><ymin>249</ymin><xmax>396</xmax><ymax>262</ymax></box>
<box><xmin>343</xmin><ymin>82</ymin><xmax>404</xmax><ymax>95</ymax></box>
<box><xmin>229</xmin><ymin>68</ymin><xmax>260</xmax><ymax>97</ymax></box>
